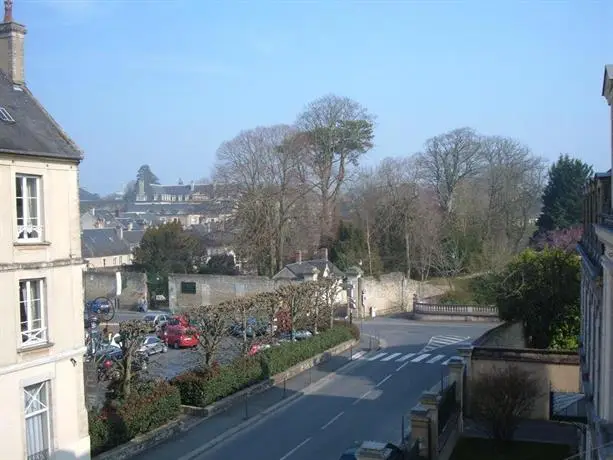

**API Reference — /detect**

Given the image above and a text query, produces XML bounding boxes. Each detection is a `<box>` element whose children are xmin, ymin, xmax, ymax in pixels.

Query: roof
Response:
<box><xmin>81</xmin><ymin>228</ymin><xmax>132</xmax><ymax>258</ymax></box>
<box><xmin>273</xmin><ymin>258</ymin><xmax>344</xmax><ymax>281</ymax></box>
<box><xmin>603</xmin><ymin>64</ymin><xmax>613</xmax><ymax>98</ymax></box>
<box><xmin>0</xmin><ymin>70</ymin><xmax>83</xmax><ymax>161</ymax></box>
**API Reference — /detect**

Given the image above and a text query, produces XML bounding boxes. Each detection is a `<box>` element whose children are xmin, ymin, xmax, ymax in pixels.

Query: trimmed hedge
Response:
<box><xmin>89</xmin><ymin>381</ymin><xmax>181</xmax><ymax>456</ymax></box>
<box><xmin>172</xmin><ymin>324</ymin><xmax>357</xmax><ymax>407</ymax></box>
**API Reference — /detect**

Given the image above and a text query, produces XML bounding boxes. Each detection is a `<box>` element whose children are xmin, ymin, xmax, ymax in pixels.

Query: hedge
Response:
<box><xmin>172</xmin><ymin>323</ymin><xmax>358</xmax><ymax>407</ymax></box>
<box><xmin>89</xmin><ymin>381</ymin><xmax>181</xmax><ymax>456</ymax></box>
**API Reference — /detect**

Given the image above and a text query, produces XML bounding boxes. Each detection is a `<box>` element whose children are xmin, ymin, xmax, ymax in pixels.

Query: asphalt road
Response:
<box><xmin>169</xmin><ymin>318</ymin><xmax>497</xmax><ymax>460</ymax></box>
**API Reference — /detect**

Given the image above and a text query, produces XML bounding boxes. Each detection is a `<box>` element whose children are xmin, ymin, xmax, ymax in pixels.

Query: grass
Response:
<box><xmin>427</xmin><ymin>276</ymin><xmax>476</xmax><ymax>304</ymax></box>
<box><xmin>450</xmin><ymin>437</ymin><xmax>573</xmax><ymax>460</ymax></box>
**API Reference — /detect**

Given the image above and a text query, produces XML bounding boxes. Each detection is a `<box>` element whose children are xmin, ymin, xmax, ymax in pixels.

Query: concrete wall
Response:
<box><xmin>86</xmin><ymin>253</ymin><xmax>133</xmax><ymax>269</ymax></box>
<box><xmin>466</xmin><ymin>347</ymin><xmax>580</xmax><ymax>420</ymax></box>
<box><xmin>83</xmin><ymin>269</ymin><xmax>148</xmax><ymax>309</ymax></box>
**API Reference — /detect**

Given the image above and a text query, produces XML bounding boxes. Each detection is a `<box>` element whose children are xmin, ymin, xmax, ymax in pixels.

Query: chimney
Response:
<box><xmin>0</xmin><ymin>1</ymin><xmax>26</xmax><ymax>85</ymax></box>
<box><xmin>320</xmin><ymin>247</ymin><xmax>328</xmax><ymax>260</ymax></box>
<box><xmin>295</xmin><ymin>250</ymin><xmax>302</xmax><ymax>264</ymax></box>
<box><xmin>190</xmin><ymin>180</ymin><xmax>195</xmax><ymax>192</ymax></box>
<box><xmin>91</xmin><ymin>207</ymin><xmax>95</xmax><ymax>216</ymax></box>
<box><xmin>116</xmin><ymin>226</ymin><xmax>123</xmax><ymax>240</ymax></box>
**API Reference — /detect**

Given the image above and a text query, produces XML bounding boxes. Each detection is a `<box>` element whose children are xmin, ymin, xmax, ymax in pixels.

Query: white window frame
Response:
<box><xmin>23</xmin><ymin>381</ymin><xmax>51</xmax><ymax>460</ymax></box>
<box><xmin>15</xmin><ymin>174</ymin><xmax>43</xmax><ymax>243</ymax></box>
<box><xmin>19</xmin><ymin>279</ymin><xmax>47</xmax><ymax>348</ymax></box>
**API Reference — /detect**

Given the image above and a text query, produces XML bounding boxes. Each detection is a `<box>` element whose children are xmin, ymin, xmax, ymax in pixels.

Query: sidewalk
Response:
<box><xmin>130</xmin><ymin>336</ymin><xmax>376</xmax><ymax>460</ymax></box>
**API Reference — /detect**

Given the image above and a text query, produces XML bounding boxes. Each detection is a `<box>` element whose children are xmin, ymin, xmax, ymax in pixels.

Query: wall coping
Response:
<box><xmin>472</xmin><ymin>346</ymin><xmax>579</xmax><ymax>365</ymax></box>
<box><xmin>472</xmin><ymin>321</ymin><xmax>522</xmax><ymax>347</ymax></box>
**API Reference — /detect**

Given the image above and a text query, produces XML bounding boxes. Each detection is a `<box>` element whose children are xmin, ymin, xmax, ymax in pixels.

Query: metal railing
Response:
<box><xmin>27</xmin><ymin>450</ymin><xmax>49</xmax><ymax>460</ymax></box>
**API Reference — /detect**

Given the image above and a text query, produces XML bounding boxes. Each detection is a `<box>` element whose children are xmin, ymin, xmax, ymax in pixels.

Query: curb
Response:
<box><xmin>177</xmin><ymin>336</ymin><xmax>388</xmax><ymax>460</ymax></box>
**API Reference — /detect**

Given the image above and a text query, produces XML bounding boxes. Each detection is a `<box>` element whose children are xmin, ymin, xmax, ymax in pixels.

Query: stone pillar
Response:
<box><xmin>447</xmin><ymin>357</ymin><xmax>465</xmax><ymax>432</ymax></box>
<box><xmin>420</xmin><ymin>391</ymin><xmax>439</xmax><ymax>455</ymax></box>
<box><xmin>457</xmin><ymin>345</ymin><xmax>473</xmax><ymax>415</ymax></box>
<box><xmin>410</xmin><ymin>404</ymin><xmax>431</xmax><ymax>459</ymax></box>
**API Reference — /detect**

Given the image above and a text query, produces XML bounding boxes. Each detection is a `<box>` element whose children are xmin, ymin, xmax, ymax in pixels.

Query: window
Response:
<box><xmin>181</xmin><ymin>282</ymin><xmax>197</xmax><ymax>294</ymax></box>
<box><xmin>19</xmin><ymin>279</ymin><xmax>47</xmax><ymax>347</ymax></box>
<box><xmin>0</xmin><ymin>106</ymin><xmax>15</xmax><ymax>122</ymax></box>
<box><xmin>24</xmin><ymin>381</ymin><xmax>51</xmax><ymax>460</ymax></box>
<box><xmin>15</xmin><ymin>175</ymin><xmax>42</xmax><ymax>242</ymax></box>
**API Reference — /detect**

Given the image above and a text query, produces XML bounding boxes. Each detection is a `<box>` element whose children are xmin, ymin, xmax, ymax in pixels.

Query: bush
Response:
<box><xmin>89</xmin><ymin>381</ymin><xmax>181</xmax><ymax>456</ymax></box>
<box><xmin>172</xmin><ymin>324</ymin><xmax>356</xmax><ymax>407</ymax></box>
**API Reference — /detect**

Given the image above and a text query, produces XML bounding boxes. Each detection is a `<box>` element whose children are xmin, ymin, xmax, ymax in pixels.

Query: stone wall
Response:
<box><xmin>360</xmin><ymin>272</ymin><xmax>448</xmax><ymax>316</ymax></box>
<box><xmin>473</xmin><ymin>321</ymin><xmax>526</xmax><ymax>348</ymax></box>
<box><xmin>83</xmin><ymin>269</ymin><xmax>148</xmax><ymax>310</ymax></box>
<box><xmin>169</xmin><ymin>271</ymin><xmax>446</xmax><ymax>316</ymax></box>
<box><xmin>168</xmin><ymin>274</ymin><xmax>276</xmax><ymax>311</ymax></box>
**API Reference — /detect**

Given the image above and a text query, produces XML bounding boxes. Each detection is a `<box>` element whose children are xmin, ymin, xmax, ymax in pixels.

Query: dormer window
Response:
<box><xmin>0</xmin><ymin>106</ymin><xmax>15</xmax><ymax>122</ymax></box>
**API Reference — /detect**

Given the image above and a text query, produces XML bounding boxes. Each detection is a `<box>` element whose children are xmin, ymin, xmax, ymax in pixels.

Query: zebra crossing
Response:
<box><xmin>420</xmin><ymin>335</ymin><xmax>470</xmax><ymax>353</ymax></box>
<box><xmin>351</xmin><ymin>350</ymin><xmax>461</xmax><ymax>366</ymax></box>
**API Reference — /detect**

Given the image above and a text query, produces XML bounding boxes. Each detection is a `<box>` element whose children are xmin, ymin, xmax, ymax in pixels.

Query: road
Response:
<box><xmin>147</xmin><ymin>318</ymin><xmax>497</xmax><ymax>460</ymax></box>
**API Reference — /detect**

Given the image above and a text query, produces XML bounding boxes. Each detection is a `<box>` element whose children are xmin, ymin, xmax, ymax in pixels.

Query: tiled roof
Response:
<box><xmin>81</xmin><ymin>228</ymin><xmax>131</xmax><ymax>258</ymax></box>
<box><xmin>273</xmin><ymin>259</ymin><xmax>344</xmax><ymax>280</ymax></box>
<box><xmin>0</xmin><ymin>71</ymin><xmax>82</xmax><ymax>160</ymax></box>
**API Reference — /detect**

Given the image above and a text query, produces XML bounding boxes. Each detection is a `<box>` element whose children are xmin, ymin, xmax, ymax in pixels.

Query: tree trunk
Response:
<box><xmin>365</xmin><ymin>216</ymin><xmax>374</xmax><ymax>275</ymax></box>
<box><xmin>404</xmin><ymin>225</ymin><xmax>411</xmax><ymax>280</ymax></box>
<box><xmin>122</xmin><ymin>353</ymin><xmax>133</xmax><ymax>398</ymax></box>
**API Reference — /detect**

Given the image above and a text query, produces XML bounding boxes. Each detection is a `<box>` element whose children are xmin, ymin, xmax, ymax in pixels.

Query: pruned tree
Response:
<box><xmin>296</xmin><ymin>94</ymin><xmax>375</xmax><ymax>247</ymax></box>
<box><xmin>470</xmin><ymin>365</ymin><xmax>542</xmax><ymax>442</ymax></box>
<box><xmin>252</xmin><ymin>291</ymin><xmax>283</xmax><ymax>339</ymax></box>
<box><xmin>188</xmin><ymin>304</ymin><xmax>232</xmax><ymax>366</ymax></box>
<box><xmin>276</xmin><ymin>283</ymin><xmax>315</xmax><ymax>339</ymax></box>
<box><xmin>227</xmin><ymin>297</ymin><xmax>256</xmax><ymax>353</ymax></box>
<box><xmin>104</xmin><ymin>320</ymin><xmax>148</xmax><ymax>400</ymax></box>
<box><xmin>313</xmin><ymin>278</ymin><xmax>343</xmax><ymax>330</ymax></box>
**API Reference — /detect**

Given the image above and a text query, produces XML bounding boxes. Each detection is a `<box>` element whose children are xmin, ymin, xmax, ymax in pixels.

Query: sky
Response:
<box><xmin>16</xmin><ymin>0</ymin><xmax>613</xmax><ymax>195</ymax></box>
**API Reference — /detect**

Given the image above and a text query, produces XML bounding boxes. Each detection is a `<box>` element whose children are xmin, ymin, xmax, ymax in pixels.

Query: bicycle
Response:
<box><xmin>84</xmin><ymin>317</ymin><xmax>104</xmax><ymax>361</ymax></box>
<box><xmin>86</xmin><ymin>296</ymin><xmax>116</xmax><ymax>322</ymax></box>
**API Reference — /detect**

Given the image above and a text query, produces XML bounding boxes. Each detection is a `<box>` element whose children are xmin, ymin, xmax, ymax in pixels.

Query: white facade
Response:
<box><xmin>579</xmin><ymin>64</ymin><xmax>613</xmax><ymax>460</ymax></box>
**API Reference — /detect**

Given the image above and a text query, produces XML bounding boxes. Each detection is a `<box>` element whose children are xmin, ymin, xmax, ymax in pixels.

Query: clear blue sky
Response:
<box><xmin>18</xmin><ymin>0</ymin><xmax>612</xmax><ymax>194</ymax></box>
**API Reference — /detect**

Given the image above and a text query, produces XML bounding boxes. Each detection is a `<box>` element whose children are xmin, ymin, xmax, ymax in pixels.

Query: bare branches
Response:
<box><xmin>470</xmin><ymin>365</ymin><xmax>543</xmax><ymax>441</ymax></box>
<box><xmin>188</xmin><ymin>304</ymin><xmax>232</xmax><ymax>366</ymax></box>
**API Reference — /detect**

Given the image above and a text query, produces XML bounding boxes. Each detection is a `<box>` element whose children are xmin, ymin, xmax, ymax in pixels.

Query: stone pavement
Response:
<box><xmin>130</xmin><ymin>335</ymin><xmax>376</xmax><ymax>460</ymax></box>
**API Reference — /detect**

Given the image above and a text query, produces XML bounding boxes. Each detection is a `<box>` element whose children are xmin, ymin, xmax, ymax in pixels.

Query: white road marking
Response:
<box><xmin>367</xmin><ymin>352</ymin><xmax>387</xmax><ymax>361</ymax></box>
<box><xmin>442</xmin><ymin>356</ymin><xmax>460</xmax><ymax>366</ymax></box>
<box><xmin>396</xmin><ymin>353</ymin><xmax>416</xmax><ymax>362</ymax></box>
<box><xmin>411</xmin><ymin>353</ymin><xmax>431</xmax><ymax>363</ymax></box>
<box><xmin>421</xmin><ymin>335</ymin><xmax>470</xmax><ymax>353</ymax></box>
<box><xmin>381</xmin><ymin>352</ymin><xmax>402</xmax><ymax>362</ymax></box>
<box><xmin>351</xmin><ymin>351</ymin><xmax>366</xmax><ymax>360</ymax></box>
<box><xmin>375</xmin><ymin>374</ymin><xmax>393</xmax><ymax>387</ymax></box>
<box><xmin>426</xmin><ymin>354</ymin><xmax>446</xmax><ymax>364</ymax></box>
<box><xmin>396</xmin><ymin>361</ymin><xmax>410</xmax><ymax>372</ymax></box>
<box><xmin>279</xmin><ymin>437</ymin><xmax>312</xmax><ymax>460</ymax></box>
<box><xmin>321</xmin><ymin>411</ymin><xmax>344</xmax><ymax>430</ymax></box>
<box><xmin>352</xmin><ymin>390</ymin><xmax>372</xmax><ymax>405</ymax></box>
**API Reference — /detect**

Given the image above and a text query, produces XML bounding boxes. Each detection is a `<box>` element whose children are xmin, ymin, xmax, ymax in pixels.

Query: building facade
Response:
<box><xmin>0</xmin><ymin>5</ymin><xmax>90</xmax><ymax>460</ymax></box>
<box><xmin>578</xmin><ymin>64</ymin><xmax>613</xmax><ymax>460</ymax></box>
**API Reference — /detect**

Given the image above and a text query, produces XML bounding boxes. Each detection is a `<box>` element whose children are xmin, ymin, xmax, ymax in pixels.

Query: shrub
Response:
<box><xmin>88</xmin><ymin>381</ymin><xmax>181</xmax><ymax>455</ymax></box>
<box><xmin>172</xmin><ymin>324</ymin><xmax>356</xmax><ymax>407</ymax></box>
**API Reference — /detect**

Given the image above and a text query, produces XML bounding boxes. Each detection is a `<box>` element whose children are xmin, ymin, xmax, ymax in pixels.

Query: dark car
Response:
<box><xmin>339</xmin><ymin>441</ymin><xmax>403</xmax><ymax>460</ymax></box>
<box><xmin>230</xmin><ymin>317</ymin><xmax>275</xmax><ymax>338</ymax></box>
<box><xmin>96</xmin><ymin>347</ymin><xmax>149</xmax><ymax>381</ymax></box>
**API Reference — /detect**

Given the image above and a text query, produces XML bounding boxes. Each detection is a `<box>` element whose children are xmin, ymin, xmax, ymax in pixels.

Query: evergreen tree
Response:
<box><xmin>536</xmin><ymin>154</ymin><xmax>592</xmax><ymax>232</ymax></box>
<box><xmin>123</xmin><ymin>165</ymin><xmax>160</xmax><ymax>201</ymax></box>
<box><xmin>330</xmin><ymin>220</ymin><xmax>381</xmax><ymax>275</ymax></box>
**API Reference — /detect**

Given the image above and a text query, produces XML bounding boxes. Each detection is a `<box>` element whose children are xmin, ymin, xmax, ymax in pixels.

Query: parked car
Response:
<box><xmin>95</xmin><ymin>347</ymin><xmax>148</xmax><ymax>381</ymax></box>
<box><xmin>278</xmin><ymin>330</ymin><xmax>313</xmax><ymax>342</ymax></box>
<box><xmin>160</xmin><ymin>316</ymin><xmax>199</xmax><ymax>349</ymax></box>
<box><xmin>138</xmin><ymin>335</ymin><xmax>168</xmax><ymax>355</ymax></box>
<box><xmin>142</xmin><ymin>313</ymin><xmax>171</xmax><ymax>332</ymax></box>
<box><xmin>248</xmin><ymin>342</ymin><xmax>272</xmax><ymax>356</ymax></box>
<box><xmin>339</xmin><ymin>441</ymin><xmax>403</xmax><ymax>460</ymax></box>
<box><xmin>230</xmin><ymin>317</ymin><xmax>277</xmax><ymax>338</ymax></box>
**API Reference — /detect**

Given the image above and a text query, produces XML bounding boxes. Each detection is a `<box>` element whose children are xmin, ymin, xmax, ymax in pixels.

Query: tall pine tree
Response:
<box><xmin>536</xmin><ymin>154</ymin><xmax>592</xmax><ymax>233</ymax></box>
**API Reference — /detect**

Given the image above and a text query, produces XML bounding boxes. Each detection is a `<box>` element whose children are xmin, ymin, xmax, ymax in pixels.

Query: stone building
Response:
<box><xmin>0</xmin><ymin>3</ymin><xmax>90</xmax><ymax>459</ymax></box>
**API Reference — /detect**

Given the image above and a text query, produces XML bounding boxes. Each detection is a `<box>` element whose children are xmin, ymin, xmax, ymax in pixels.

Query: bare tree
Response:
<box><xmin>470</xmin><ymin>365</ymin><xmax>543</xmax><ymax>442</ymax></box>
<box><xmin>215</xmin><ymin>125</ymin><xmax>312</xmax><ymax>275</ymax></box>
<box><xmin>188</xmin><ymin>304</ymin><xmax>231</xmax><ymax>366</ymax></box>
<box><xmin>276</xmin><ymin>283</ymin><xmax>315</xmax><ymax>339</ymax></box>
<box><xmin>296</xmin><ymin>94</ymin><xmax>375</xmax><ymax>247</ymax></box>
<box><xmin>227</xmin><ymin>297</ymin><xmax>256</xmax><ymax>354</ymax></box>
<box><xmin>412</xmin><ymin>188</ymin><xmax>443</xmax><ymax>281</ymax></box>
<box><xmin>415</xmin><ymin>127</ymin><xmax>484</xmax><ymax>214</ymax></box>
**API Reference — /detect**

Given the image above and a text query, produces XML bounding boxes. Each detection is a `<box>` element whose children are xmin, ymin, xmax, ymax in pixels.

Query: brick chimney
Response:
<box><xmin>295</xmin><ymin>250</ymin><xmax>302</xmax><ymax>264</ymax></box>
<box><xmin>0</xmin><ymin>1</ymin><xmax>26</xmax><ymax>85</ymax></box>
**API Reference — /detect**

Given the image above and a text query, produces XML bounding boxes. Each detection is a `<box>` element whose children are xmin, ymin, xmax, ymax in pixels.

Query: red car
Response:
<box><xmin>159</xmin><ymin>315</ymin><xmax>199</xmax><ymax>349</ymax></box>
